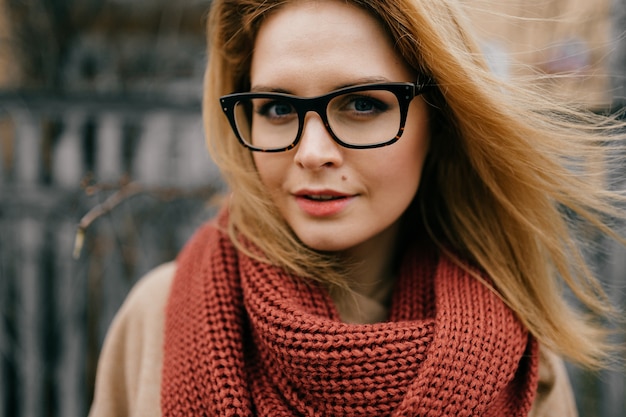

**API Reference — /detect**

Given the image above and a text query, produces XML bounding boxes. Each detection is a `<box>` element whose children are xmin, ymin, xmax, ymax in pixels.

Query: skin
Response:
<box><xmin>250</xmin><ymin>0</ymin><xmax>431</xmax><ymax>295</ymax></box>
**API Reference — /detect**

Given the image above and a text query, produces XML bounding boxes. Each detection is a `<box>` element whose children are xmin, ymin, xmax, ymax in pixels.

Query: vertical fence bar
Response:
<box><xmin>0</xmin><ymin>221</ymin><xmax>10</xmax><ymax>417</ymax></box>
<box><xmin>134</xmin><ymin>112</ymin><xmax>173</xmax><ymax>187</ymax></box>
<box><xmin>54</xmin><ymin>221</ymin><xmax>86</xmax><ymax>417</ymax></box>
<box><xmin>172</xmin><ymin>114</ymin><xmax>214</xmax><ymax>188</ymax></box>
<box><xmin>0</xmin><ymin>115</ymin><xmax>13</xmax><ymax>184</ymax></box>
<box><xmin>52</xmin><ymin>110</ymin><xmax>85</xmax><ymax>188</ymax></box>
<box><xmin>15</xmin><ymin>217</ymin><xmax>45</xmax><ymax>417</ymax></box>
<box><xmin>12</xmin><ymin>109</ymin><xmax>41</xmax><ymax>186</ymax></box>
<box><xmin>95</xmin><ymin>112</ymin><xmax>123</xmax><ymax>183</ymax></box>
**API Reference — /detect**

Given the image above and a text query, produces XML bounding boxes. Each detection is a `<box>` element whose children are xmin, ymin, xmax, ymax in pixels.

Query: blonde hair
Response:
<box><xmin>204</xmin><ymin>0</ymin><xmax>625</xmax><ymax>369</ymax></box>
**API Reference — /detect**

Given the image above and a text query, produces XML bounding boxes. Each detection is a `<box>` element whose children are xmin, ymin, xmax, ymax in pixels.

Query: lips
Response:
<box><xmin>294</xmin><ymin>190</ymin><xmax>354</xmax><ymax>217</ymax></box>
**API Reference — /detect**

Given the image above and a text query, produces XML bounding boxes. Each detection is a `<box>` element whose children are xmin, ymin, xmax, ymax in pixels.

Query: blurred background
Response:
<box><xmin>0</xmin><ymin>0</ymin><xmax>625</xmax><ymax>416</ymax></box>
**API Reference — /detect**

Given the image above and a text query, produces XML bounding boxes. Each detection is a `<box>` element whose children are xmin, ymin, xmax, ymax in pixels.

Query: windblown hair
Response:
<box><xmin>203</xmin><ymin>0</ymin><xmax>625</xmax><ymax>369</ymax></box>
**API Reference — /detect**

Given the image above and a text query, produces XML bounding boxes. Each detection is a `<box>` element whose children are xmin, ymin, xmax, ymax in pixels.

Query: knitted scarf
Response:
<box><xmin>162</xmin><ymin>215</ymin><xmax>539</xmax><ymax>416</ymax></box>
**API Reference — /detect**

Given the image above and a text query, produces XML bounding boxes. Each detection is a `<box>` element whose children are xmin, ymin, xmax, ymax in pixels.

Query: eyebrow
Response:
<box><xmin>249</xmin><ymin>76</ymin><xmax>394</xmax><ymax>94</ymax></box>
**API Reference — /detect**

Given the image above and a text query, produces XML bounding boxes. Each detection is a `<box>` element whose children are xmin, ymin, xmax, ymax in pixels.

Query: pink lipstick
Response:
<box><xmin>294</xmin><ymin>190</ymin><xmax>354</xmax><ymax>217</ymax></box>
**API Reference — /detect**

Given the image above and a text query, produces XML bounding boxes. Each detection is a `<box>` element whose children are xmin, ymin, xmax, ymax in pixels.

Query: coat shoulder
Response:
<box><xmin>88</xmin><ymin>262</ymin><xmax>176</xmax><ymax>417</ymax></box>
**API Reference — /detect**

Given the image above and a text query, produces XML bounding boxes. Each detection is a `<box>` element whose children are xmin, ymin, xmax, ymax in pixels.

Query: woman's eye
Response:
<box><xmin>353</xmin><ymin>98</ymin><xmax>377</xmax><ymax>112</ymax></box>
<box><xmin>257</xmin><ymin>101</ymin><xmax>295</xmax><ymax>118</ymax></box>
<box><xmin>341</xmin><ymin>95</ymin><xmax>389</xmax><ymax>115</ymax></box>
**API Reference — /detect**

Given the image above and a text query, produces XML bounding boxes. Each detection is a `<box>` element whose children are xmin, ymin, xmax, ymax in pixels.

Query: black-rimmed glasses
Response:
<box><xmin>219</xmin><ymin>80</ymin><xmax>430</xmax><ymax>152</ymax></box>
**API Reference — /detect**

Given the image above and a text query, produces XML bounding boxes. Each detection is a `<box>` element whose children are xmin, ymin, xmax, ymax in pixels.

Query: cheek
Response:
<box><xmin>374</xmin><ymin>148</ymin><xmax>425</xmax><ymax>196</ymax></box>
<box><xmin>405</xmin><ymin>105</ymin><xmax>431</xmax><ymax>181</ymax></box>
<box><xmin>250</xmin><ymin>154</ymin><xmax>267</xmax><ymax>193</ymax></box>
<box><xmin>253</xmin><ymin>153</ymin><xmax>286</xmax><ymax>190</ymax></box>
<box><xmin>386</xmin><ymin>119</ymin><xmax>430</xmax><ymax>186</ymax></box>
<box><xmin>374</xmin><ymin>116</ymin><xmax>430</xmax><ymax>200</ymax></box>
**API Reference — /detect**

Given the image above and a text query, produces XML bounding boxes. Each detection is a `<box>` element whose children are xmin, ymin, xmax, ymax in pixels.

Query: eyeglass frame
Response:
<box><xmin>219</xmin><ymin>79</ymin><xmax>432</xmax><ymax>152</ymax></box>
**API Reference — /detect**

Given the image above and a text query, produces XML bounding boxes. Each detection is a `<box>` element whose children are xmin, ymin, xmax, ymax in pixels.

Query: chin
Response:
<box><xmin>303</xmin><ymin>241</ymin><xmax>347</xmax><ymax>253</ymax></box>
<box><xmin>298</xmin><ymin>235</ymin><xmax>353</xmax><ymax>253</ymax></box>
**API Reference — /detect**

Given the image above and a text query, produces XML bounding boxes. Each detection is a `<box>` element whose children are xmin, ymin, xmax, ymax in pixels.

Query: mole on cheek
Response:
<box><xmin>342</xmin><ymin>175</ymin><xmax>347</xmax><ymax>181</ymax></box>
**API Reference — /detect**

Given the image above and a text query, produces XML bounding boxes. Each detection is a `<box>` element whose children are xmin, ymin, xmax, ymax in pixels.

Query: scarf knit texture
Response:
<box><xmin>162</xmin><ymin>214</ymin><xmax>539</xmax><ymax>416</ymax></box>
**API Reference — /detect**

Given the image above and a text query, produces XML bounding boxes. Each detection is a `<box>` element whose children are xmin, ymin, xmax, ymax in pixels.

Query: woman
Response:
<box><xmin>89</xmin><ymin>0</ymin><xmax>624</xmax><ymax>415</ymax></box>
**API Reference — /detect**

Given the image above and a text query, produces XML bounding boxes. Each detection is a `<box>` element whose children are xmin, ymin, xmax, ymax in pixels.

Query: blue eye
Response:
<box><xmin>335</xmin><ymin>94</ymin><xmax>389</xmax><ymax>117</ymax></box>
<box><xmin>354</xmin><ymin>98</ymin><xmax>374</xmax><ymax>111</ymax></box>
<box><xmin>258</xmin><ymin>100</ymin><xmax>295</xmax><ymax>118</ymax></box>
<box><xmin>353</xmin><ymin>98</ymin><xmax>377</xmax><ymax>112</ymax></box>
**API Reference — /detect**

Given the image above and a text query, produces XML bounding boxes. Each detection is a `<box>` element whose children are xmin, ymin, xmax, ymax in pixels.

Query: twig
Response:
<box><xmin>72</xmin><ymin>176</ymin><xmax>221</xmax><ymax>259</ymax></box>
<box><xmin>73</xmin><ymin>181</ymin><xmax>142</xmax><ymax>259</ymax></box>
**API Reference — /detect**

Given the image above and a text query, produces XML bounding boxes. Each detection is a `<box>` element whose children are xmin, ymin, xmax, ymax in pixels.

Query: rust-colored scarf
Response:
<box><xmin>162</xmin><ymin>214</ymin><xmax>539</xmax><ymax>416</ymax></box>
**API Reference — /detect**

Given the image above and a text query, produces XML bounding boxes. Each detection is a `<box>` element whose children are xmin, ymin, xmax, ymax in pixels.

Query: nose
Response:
<box><xmin>293</xmin><ymin>113</ymin><xmax>344</xmax><ymax>170</ymax></box>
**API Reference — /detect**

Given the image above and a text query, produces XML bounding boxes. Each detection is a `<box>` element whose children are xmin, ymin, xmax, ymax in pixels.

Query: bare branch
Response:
<box><xmin>73</xmin><ymin>176</ymin><xmax>220</xmax><ymax>259</ymax></box>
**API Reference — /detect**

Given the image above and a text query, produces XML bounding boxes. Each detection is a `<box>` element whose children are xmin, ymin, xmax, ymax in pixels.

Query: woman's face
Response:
<box><xmin>250</xmin><ymin>0</ymin><xmax>430</xmax><ymax>255</ymax></box>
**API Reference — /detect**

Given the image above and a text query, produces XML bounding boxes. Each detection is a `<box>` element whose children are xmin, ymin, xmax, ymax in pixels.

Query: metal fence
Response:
<box><xmin>0</xmin><ymin>92</ymin><xmax>222</xmax><ymax>417</ymax></box>
<box><xmin>0</xmin><ymin>93</ymin><xmax>624</xmax><ymax>417</ymax></box>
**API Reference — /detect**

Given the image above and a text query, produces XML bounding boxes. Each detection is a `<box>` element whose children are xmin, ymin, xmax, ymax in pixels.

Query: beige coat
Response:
<box><xmin>89</xmin><ymin>262</ymin><xmax>579</xmax><ymax>417</ymax></box>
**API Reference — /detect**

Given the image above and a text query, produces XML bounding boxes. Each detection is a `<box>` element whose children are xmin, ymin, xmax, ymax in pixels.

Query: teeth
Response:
<box><xmin>308</xmin><ymin>195</ymin><xmax>340</xmax><ymax>201</ymax></box>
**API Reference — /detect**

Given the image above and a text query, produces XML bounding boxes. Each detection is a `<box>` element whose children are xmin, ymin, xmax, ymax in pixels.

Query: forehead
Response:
<box><xmin>250</xmin><ymin>0</ymin><xmax>414</xmax><ymax>93</ymax></box>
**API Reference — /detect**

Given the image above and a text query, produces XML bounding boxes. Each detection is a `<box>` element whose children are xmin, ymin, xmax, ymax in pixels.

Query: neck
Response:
<box><xmin>328</xmin><ymin>219</ymin><xmax>407</xmax><ymax>324</ymax></box>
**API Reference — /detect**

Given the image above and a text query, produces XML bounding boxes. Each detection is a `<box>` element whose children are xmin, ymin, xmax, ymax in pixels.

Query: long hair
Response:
<box><xmin>203</xmin><ymin>0</ymin><xmax>625</xmax><ymax>369</ymax></box>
